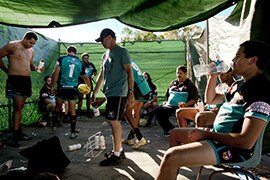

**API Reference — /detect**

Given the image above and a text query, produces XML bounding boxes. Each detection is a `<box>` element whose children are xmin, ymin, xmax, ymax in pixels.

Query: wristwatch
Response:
<box><xmin>128</xmin><ymin>89</ymin><xmax>134</xmax><ymax>94</ymax></box>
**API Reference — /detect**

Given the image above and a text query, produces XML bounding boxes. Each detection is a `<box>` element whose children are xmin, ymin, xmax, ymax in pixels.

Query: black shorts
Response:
<box><xmin>56</xmin><ymin>88</ymin><xmax>79</xmax><ymax>101</ymax></box>
<box><xmin>6</xmin><ymin>75</ymin><xmax>32</xmax><ymax>98</ymax></box>
<box><xmin>134</xmin><ymin>83</ymin><xmax>150</xmax><ymax>102</ymax></box>
<box><xmin>207</xmin><ymin>140</ymin><xmax>253</xmax><ymax>164</ymax></box>
<box><xmin>105</xmin><ymin>97</ymin><xmax>127</xmax><ymax>120</ymax></box>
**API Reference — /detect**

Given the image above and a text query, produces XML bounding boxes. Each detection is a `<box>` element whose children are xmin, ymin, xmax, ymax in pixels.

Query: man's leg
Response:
<box><xmin>156</xmin><ymin>140</ymin><xmax>216</xmax><ymax>180</ymax></box>
<box><xmin>100</xmin><ymin>97</ymin><xmax>126</xmax><ymax>166</ymax></box>
<box><xmin>155</xmin><ymin>105</ymin><xmax>175</xmax><ymax>135</ymax></box>
<box><xmin>109</xmin><ymin>120</ymin><xmax>122</xmax><ymax>152</ymax></box>
<box><xmin>11</xmin><ymin>96</ymin><xmax>26</xmax><ymax>146</ymax></box>
<box><xmin>69</xmin><ymin>100</ymin><xmax>78</xmax><ymax>139</ymax></box>
<box><xmin>52</xmin><ymin>98</ymin><xmax>63</xmax><ymax>130</ymax></box>
<box><xmin>77</xmin><ymin>93</ymin><xmax>83</xmax><ymax>117</ymax></box>
<box><xmin>175</xmin><ymin>107</ymin><xmax>197</xmax><ymax>127</ymax></box>
<box><xmin>195</xmin><ymin>111</ymin><xmax>216</xmax><ymax>128</ymax></box>
<box><xmin>86</xmin><ymin>93</ymin><xmax>92</xmax><ymax>118</ymax></box>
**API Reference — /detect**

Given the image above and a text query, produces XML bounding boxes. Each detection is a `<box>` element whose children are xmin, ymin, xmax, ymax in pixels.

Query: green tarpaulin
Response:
<box><xmin>0</xmin><ymin>0</ymin><xmax>239</xmax><ymax>31</ymax></box>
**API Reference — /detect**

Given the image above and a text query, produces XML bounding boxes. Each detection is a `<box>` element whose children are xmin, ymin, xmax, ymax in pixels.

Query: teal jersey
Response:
<box><xmin>103</xmin><ymin>45</ymin><xmax>131</xmax><ymax>97</ymax></box>
<box><xmin>131</xmin><ymin>60</ymin><xmax>151</xmax><ymax>96</ymax></box>
<box><xmin>57</xmin><ymin>55</ymin><xmax>86</xmax><ymax>89</ymax></box>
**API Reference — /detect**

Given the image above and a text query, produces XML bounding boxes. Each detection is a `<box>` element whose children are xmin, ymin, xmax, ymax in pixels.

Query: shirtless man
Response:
<box><xmin>0</xmin><ymin>31</ymin><xmax>39</xmax><ymax>147</ymax></box>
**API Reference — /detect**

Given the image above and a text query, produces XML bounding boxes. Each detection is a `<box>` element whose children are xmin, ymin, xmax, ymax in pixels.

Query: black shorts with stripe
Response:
<box><xmin>105</xmin><ymin>96</ymin><xmax>127</xmax><ymax>121</ymax></box>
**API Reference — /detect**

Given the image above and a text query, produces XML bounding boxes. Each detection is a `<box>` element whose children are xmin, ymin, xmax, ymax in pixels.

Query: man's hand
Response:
<box><xmin>127</xmin><ymin>93</ymin><xmax>135</xmax><ymax>107</ymax></box>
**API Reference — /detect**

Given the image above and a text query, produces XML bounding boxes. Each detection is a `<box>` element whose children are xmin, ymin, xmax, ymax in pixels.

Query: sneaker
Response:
<box><xmin>70</xmin><ymin>133</ymin><xmax>78</xmax><ymax>139</ymax></box>
<box><xmin>17</xmin><ymin>133</ymin><xmax>32</xmax><ymax>141</ymax></box>
<box><xmin>104</xmin><ymin>150</ymin><xmax>126</xmax><ymax>159</ymax></box>
<box><xmin>122</xmin><ymin>138</ymin><xmax>135</xmax><ymax>146</ymax></box>
<box><xmin>131</xmin><ymin>137</ymin><xmax>147</xmax><ymax>149</ymax></box>
<box><xmin>163</xmin><ymin>131</ymin><xmax>171</xmax><ymax>137</ymax></box>
<box><xmin>52</xmin><ymin>126</ymin><xmax>57</xmax><ymax>131</ymax></box>
<box><xmin>100</xmin><ymin>154</ymin><xmax>122</xmax><ymax>166</ymax></box>
<box><xmin>9</xmin><ymin>139</ymin><xmax>21</xmax><ymax>147</ymax></box>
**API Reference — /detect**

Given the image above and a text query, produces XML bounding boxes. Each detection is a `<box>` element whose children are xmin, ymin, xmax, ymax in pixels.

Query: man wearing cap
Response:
<box><xmin>92</xmin><ymin>28</ymin><xmax>135</xmax><ymax>166</ymax></box>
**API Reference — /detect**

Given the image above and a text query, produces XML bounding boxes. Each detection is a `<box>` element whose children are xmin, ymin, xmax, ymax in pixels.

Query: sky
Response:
<box><xmin>33</xmin><ymin>6</ymin><xmax>235</xmax><ymax>43</ymax></box>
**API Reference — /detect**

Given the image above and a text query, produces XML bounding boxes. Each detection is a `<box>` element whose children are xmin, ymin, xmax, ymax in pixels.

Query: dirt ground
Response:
<box><xmin>1</xmin><ymin>115</ymin><xmax>270</xmax><ymax>180</ymax></box>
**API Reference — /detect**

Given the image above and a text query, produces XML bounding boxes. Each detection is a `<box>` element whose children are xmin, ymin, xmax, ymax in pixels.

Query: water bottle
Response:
<box><xmin>197</xmin><ymin>99</ymin><xmax>204</xmax><ymax>112</ymax></box>
<box><xmin>68</xmin><ymin>143</ymin><xmax>82</xmax><ymax>151</ymax></box>
<box><xmin>93</xmin><ymin>107</ymin><xmax>100</xmax><ymax>117</ymax></box>
<box><xmin>94</xmin><ymin>135</ymin><xmax>100</xmax><ymax>149</ymax></box>
<box><xmin>193</xmin><ymin>60</ymin><xmax>230</xmax><ymax>80</ymax></box>
<box><xmin>99</xmin><ymin>135</ymin><xmax>106</xmax><ymax>150</ymax></box>
<box><xmin>37</xmin><ymin>59</ymin><xmax>45</xmax><ymax>73</ymax></box>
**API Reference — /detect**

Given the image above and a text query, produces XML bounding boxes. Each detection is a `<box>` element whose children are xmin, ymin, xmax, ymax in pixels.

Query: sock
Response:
<box><xmin>127</xmin><ymin>130</ymin><xmax>135</xmax><ymax>140</ymax></box>
<box><xmin>114</xmin><ymin>151</ymin><xmax>120</xmax><ymax>157</ymax></box>
<box><xmin>134</xmin><ymin>128</ymin><xmax>143</xmax><ymax>141</ymax></box>
<box><xmin>52</xmin><ymin>111</ymin><xmax>61</xmax><ymax>127</ymax></box>
<box><xmin>70</xmin><ymin>115</ymin><xmax>77</xmax><ymax>133</ymax></box>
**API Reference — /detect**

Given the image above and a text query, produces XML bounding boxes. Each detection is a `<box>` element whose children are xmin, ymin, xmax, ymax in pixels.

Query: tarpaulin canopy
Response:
<box><xmin>0</xmin><ymin>0</ymin><xmax>240</xmax><ymax>31</ymax></box>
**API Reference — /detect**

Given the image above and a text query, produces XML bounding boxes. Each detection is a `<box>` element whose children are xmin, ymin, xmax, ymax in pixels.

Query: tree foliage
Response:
<box><xmin>120</xmin><ymin>25</ymin><xmax>202</xmax><ymax>42</ymax></box>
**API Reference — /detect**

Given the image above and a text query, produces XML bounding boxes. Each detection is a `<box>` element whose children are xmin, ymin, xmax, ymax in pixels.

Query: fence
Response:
<box><xmin>0</xmin><ymin>40</ymin><xmax>186</xmax><ymax>131</ymax></box>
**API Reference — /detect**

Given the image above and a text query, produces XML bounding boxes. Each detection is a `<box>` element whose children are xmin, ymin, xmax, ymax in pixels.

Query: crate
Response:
<box><xmin>84</xmin><ymin>131</ymin><xmax>105</xmax><ymax>157</ymax></box>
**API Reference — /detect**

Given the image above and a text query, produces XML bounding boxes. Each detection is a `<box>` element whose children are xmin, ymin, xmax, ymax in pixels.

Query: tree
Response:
<box><xmin>163</xmin><ymin>30</ymin><xmax>179</xmax><ymax>40</ymax></box>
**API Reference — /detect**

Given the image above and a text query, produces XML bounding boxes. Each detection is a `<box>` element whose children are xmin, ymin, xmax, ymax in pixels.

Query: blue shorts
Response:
<box><xmin>105</xmin><ymin>96</ymin><xmax>127</xmax><ymax>121</ymax></box>
<box><xmin>207</xmin><ymin>140</ymin><xmax>253</xmax><ymax>164</ymax></box>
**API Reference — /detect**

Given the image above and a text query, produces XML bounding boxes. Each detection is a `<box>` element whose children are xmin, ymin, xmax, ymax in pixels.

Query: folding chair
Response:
<box><xmin>196</xmin><ymin>122</ymin><xmax>269</xmax><ymax>180</ymax></box>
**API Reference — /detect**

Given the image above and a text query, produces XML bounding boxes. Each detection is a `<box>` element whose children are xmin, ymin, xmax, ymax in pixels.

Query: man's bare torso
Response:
<box><xmin>7</xmin><ymin>41</ymin><xmax>34</xmax><ymax>76</ymax></box>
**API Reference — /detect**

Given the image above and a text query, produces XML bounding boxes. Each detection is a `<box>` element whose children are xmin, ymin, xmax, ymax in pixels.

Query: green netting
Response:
<box><xmin>60</xmin><ymin>40</ymin><xmax>186</xmax><ymax>100</ymax></box>
<box><xmin>0</xmin><ymin>24</ymin><xmax>60</xmax><ymax>131</ymax></box>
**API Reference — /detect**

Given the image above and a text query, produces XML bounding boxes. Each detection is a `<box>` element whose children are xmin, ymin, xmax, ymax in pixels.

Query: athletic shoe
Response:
<box><xmin>104</xmin><ymin>150</ymin><xmax>126</xmax><ymax>159</ymax></box>
<box><xmin>70</xmin><ymin>133</ymin><xmax>78</xmax><ymax>139</ymax></box>
<box><xmin>9</xmin><ymin>139</ymin><xmax>21</xmax><ymax>147</ymax></box>
<box><xmin>163</xmin><ymin>131</ymin><xmax>171</xmax><ymax>137</ymax></box>
<box><xmin>100</xmin><ymin>154</ymin><xmax>122</xmax><ymax>166</ymax></box>
<box><xmin>122</xmin><ymin>138</ymin><xmax>135</xmax><ymax>146</ymax></box>
<box><xmin>131</xmin><ymin>137</ymin><xmax>147</xmax><ymax>149</ymax></box>
<box><xmin>17</xmin><ymin>133</ymin><xmax>32</xmax><ymax>141</ymax></box>
<box><xmin>51</xmin><ymin>126</ymin><xmax>57</xmax><ymax>131</ymax></box>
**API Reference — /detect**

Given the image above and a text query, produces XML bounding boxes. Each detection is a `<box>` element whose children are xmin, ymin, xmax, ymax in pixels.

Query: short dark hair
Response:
<box><xmin>23</xmin><ymin>31</ymin><xmax>38</xmax><ymax>41</ymax></box>
<box><xmin>81</xmin><ymin>53</ymin><xmax>89</xmax><ymax>59</ymax></box>
<box><xmin>177</xmin><ymin>66</ymin><xmax>187</xmax><ymax>73</ymax></box>
<box><xmin>67</xmin><ymin>45</ymin><xmax>77</xmax><ymax>54</ymax></box>
<box><xmin>44</xmin><ymin>75</ymin><xmax>51</xmax><ymax>82</ymax></box>
<box><xmin>240</xmin><ymin>40</ymin><xmax>270</xmax><ymax>70</ymax></box>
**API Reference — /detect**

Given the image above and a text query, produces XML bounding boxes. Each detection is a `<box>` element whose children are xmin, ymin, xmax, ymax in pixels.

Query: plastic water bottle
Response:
<box><xmin>68</xmin><ymin>143</ymin><xmax>82</xmax><ymax>151</ymax></box>
<box><xmin>99</xmin><ymin>135</ymin><xmax>106</xmax><ymax>150</ymax></box>
<box><xmin>93</xmin><ymin>107</ymin><xmax>100</xmax><ymax>117</ymax></box>
<box><xmin>94</xmin><ymin>135</ymin><xmax>100</xmax><ymax>149</ymax></box>
<box><xmin>37</xmin><ymin>59</ymin><xmax>45</xmax><ymax>73</ymax></box>
<box><xmin>197</xmin><ymin>99</ymin><xmax>204</xmax><ymax>112</ymax></box>
<box><xmin>193</xmin><ymin>60</ymin><xmax>230</xmax><ymax>80</ymax></box>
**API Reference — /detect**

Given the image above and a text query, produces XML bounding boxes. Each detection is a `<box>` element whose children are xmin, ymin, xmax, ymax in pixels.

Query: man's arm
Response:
<box><xmin>81</xmin><ymin>75</ymin><xmax>91</xmax><ymax>90</ymax></box>
<box><xmin>124</xmin><ymin>63</ymin><xmax>135</xmax><ymax>107</ymax></box>
<box><xmin>188</xmin><ymin>117</ymin><xmax>266</xmax><ymax>149</ymax></box>
<box><xmin>51</xmin><ymin>66</ymin><xmax>60</xmax><ymax>92</ymax></box>
<box><xmin>204</xmin><ymin>74</ymin><xmax>224</xmax><ymax>104</ymax></box>
<box><xmin>0</xmin><ymin>44</ymin><xmax>11</xmax><ymax>74</ymax></box>
<box><xmin>92</xmin><ymin>66</ymin><xmax>104</xmax><ymax>99</ymax></box>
